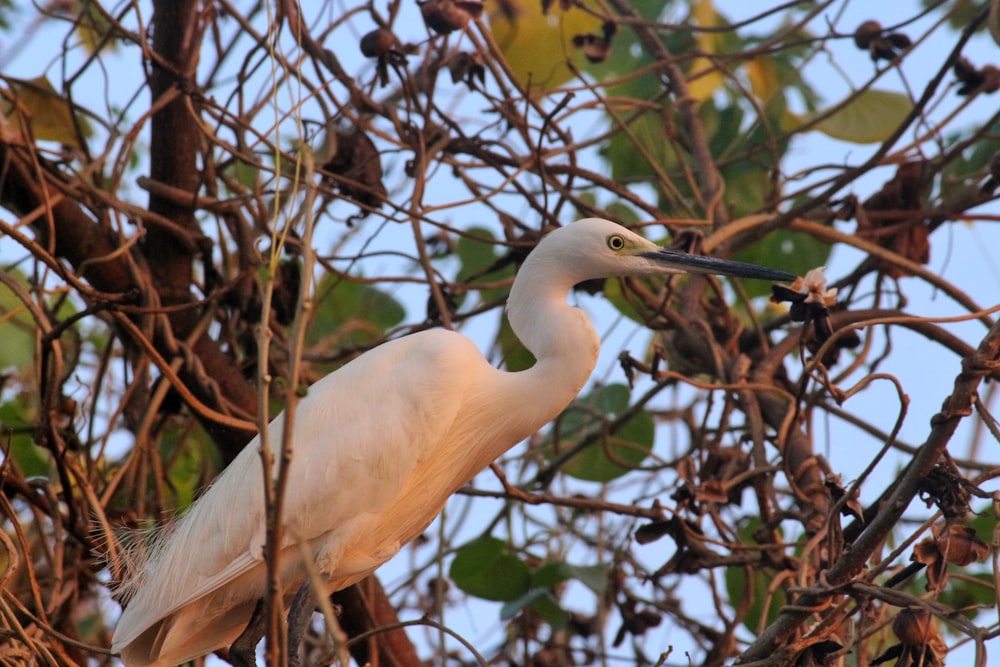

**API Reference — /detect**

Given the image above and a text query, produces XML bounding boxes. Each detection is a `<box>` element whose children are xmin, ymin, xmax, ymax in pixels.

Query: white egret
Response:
<box><xmin>111</xmin><ymin>218</ymin><xmax>794</xmax><ymax>666</ymax></box>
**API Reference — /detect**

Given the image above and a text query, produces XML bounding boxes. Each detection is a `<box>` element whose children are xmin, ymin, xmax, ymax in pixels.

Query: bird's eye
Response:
<box><xmin>607</xmin><ymin>235</ymin><xmax>625</xmax><ymax>251</ymax></box>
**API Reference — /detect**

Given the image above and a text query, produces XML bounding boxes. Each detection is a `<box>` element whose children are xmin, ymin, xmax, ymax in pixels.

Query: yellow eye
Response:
<box><xmin>607</xmin><ymin>234</ymin><xmax>625</xmax><ymax>251</ymax></box>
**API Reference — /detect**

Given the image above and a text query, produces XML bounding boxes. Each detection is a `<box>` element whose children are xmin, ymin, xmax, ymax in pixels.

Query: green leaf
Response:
<box><xmin>734</xmin><ymin>230</ymin><xmax>831</xmax><ymax>299</ymax></box>
<box><xmin>596</xmin><ymin>383</ymin><xmax>629</xmax><ymax>413</ymax></box>
<box><xmin>0</xmin><ymin>1</ymin><xmax>16</xmax><ymax>32</ymax></box>
<box><xmin>601</xmin><ymin>277</ymin><xmax>643</xmax><ymax>325</ymax></box>
<box><xmin>532</xmin><ymin>591</ymin><xmax>569</xmax><ymax>628</ymax></box>
<box><xmin>454</xmin><ymin>227</ymin><xmax>497</xmax><ymax>279</ymax></box>
<box><xmin>723</xmin><ymin>519</ymin><xmax>786</xmax><ymax>634</ymax></box>
<box><xmin>925</xmin><ymin>0</ymin><xmax>983</xmax><ymax>31</ymax></box>
<box><xmin>707</xmin><ymin>103</ymin><xmax>746</xmax><ymax>159</ymax></box>
<box><xmin>722</xmin><ymin>158</ymin><xmax>771</xmax><ymax>220</ymax></box>
<box><xmin>159</xmin><ymin>426</ymin><xmax>216</xmax><ymax>511</ymax></box>
<box><xmin>532</xmin><ymin>560</ymin><xmax>609</xmax><ymax>595</ymax></box>
<box><xmin>558</xmin><ymin>384</ymin><xmax>655</xmax><ymax>482</ymax></box>
<box><xmin>935</xmin><ymin>572</ymin><xmax>996</xmax><ymax>625</ymax></box>
<box><xmin>0</xmin><ymin>274</ymin><xmax>38</xmax><ymax>372</ymax></box>
<box><xmin>500</xmin><ymin>587</ymin><xmax>548</xmax><ymax>620</ymax></box>
<box><xmin>455</xmin><ymin>227</ymin><xmax>513</xmax><ymax>303</ymax></box>
<box><xmin>724</xmin><ymin>564</ymin><xmax>785</xmax><ymax>635</ymax></box>
<box><xmin>458</xmin><ymin>553</ymin><xmax>607</xmax><ymax>627</ymax></box>
<box><xmin>308</xmin><ymin>277</ymin><xmax>406</xmax><ymax>351</ymax></box>
<box><xmin>0</xmin><ymin>399</ymin><xmax>48</xmax><ymax>478</ymax></box>
<box><xmin>602</xmin><ymin>110</ymin><xmax>680</xmax><ymax>187</ymax></box>
<box><xmin>226</xmin><ymin>159</ymin><xmax>260</xmax><ymax>190</ymax></box>
<box><xmin>939</xmin><ymin>118</ymin><xmax>1000</xmax><ymax>199</ymax></box>
<box><xmin>716</xmin><ymin>96</ymin><xmax>792</xmax><ymax>219</ymax></box>
<box><xmin>792</xmin><ymin>89</ymin><xmax>912</xmax><ymax>144</ymax></box>
<box><xmin>566</xmin><ymin>562</ymin><xmax>610</xmax><ymax>594</ymax></box>
<box><xmin>588</xmin><ymin>0</ymin><xmax>675</xmax><ymax>99</ymax></box>
<box><xmin>449</xmin><ymin>537</ymin><xmax>531</xmax><ymax>602</ymax></box>
<box><xmin>500</xmin><ymin>588</ymin><xmax>569</xmax><ymax>628</ymax></box>
<box><xmin>967</xmin><ymin>510</ymin><xmax>997</xmax><ymax>543</ymax></box>
<box><xmin>455</xmin><ymin>229</ymin><xmax>531</xmax><ymax>371</ymax></box>
<box><xmin>604</xmin><ymin>201</ymin><xmax>641</xmax><ymax>226</ymax></box>
<box><xmin>500</xmin><ymin>560</ymin><xmax>608</xmax><ymax>627</ymax></box>
<box><xmin>499</xmin><ymin>314</ymin><xmax>536</xmax><ymax>372</ymax></box>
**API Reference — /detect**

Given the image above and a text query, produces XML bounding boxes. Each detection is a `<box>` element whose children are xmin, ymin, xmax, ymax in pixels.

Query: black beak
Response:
<box><xmin>642</xmin><ymin>248</ymin><xmax>796</xmax><ymax>282</ymax></box>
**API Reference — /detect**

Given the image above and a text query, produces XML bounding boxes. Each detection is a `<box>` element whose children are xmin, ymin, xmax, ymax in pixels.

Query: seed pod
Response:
<box><xmin>892</xmin><ymin>608</ymin><xmax>939</xmax><ymax>646</ymax></box>
<box><xmin>419</xmin><ymin>0</ymin><xmax>483</xmax><ymax>34</ymax></box>
<box><xmin>360</xmin><ymin>28</ymin><xmax>396</xmax><ymax>58</ymax></box>
<box><xmin>853</xmin><ymin>20</ymin><xmax>882</xmax><ymax>49</ymax></box>
<box><xmin>935</xmin><ymin>523</ymin><xmax>989</xmax><ymax>566</ymax></box>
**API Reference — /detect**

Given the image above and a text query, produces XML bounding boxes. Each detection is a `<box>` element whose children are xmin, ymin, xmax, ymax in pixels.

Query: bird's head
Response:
<box><xmin>536</xmin><ymin>218</ymin><xmax>796</xmax><ymax>284</ymax></box>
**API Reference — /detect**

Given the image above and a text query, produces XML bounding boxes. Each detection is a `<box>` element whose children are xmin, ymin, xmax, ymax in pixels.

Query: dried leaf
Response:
<box><xmin>634</xmin><ymin>520</ymin><xmax>672</xmax><ymax>545</ymax></box>
<box><xmin>1</xmin><ymin>76</ymin><xmax>85</xmax><ymax>148</ymax></box>
<box><xmin>320</xmin><ymin>127</ymin><xmax>387</xmax><ymax>219</ymax></box>
<box><xmin>857</xmin><ymin>161</ymin><xmax>931</xmax><ymax>278</ymax></box>
<box><xmin>953</xmin><ymin>56</ymin><xmax>1000</xmax><ymax>96</ymax></box>
<box><xmin>448</xmin><ymin>51</ymin><xmax>486</xmax><ymax>88</ymax></box>
<box><xmin>891</xmin><ymin>608</ymin><xmax>947</xmax><ymax>666</ymax></box>
<box><xmin>793</xmin><ymin>639</ymin><xmax>843</xmax><ymax>667</ymax></box>
<box><xmin>571</xmin><ymin>31</ymin><xmax>612</xmax><ymax>64</ymax></box>
<box><xmin>826</xmin><ymin>476</ymin><xmax>864</xmax><ymax>524</ymax></box>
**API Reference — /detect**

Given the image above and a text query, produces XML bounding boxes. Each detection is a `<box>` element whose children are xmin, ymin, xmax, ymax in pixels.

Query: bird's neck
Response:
<box><xmin>506</xmin><ymin>260</ymin><xmax>601</xmax><ymax>416</ymax></box>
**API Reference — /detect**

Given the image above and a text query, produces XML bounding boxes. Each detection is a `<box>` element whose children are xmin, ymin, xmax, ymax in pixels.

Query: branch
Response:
<box><xmin>605</xmin><ymin>0</ymin><xmax>727</xmax><ymax>227</ymax></box>
<box><xmin>738</xmin><ymin>317</ymin><xmax>1000</xmax><ymax>663</ymax></box>
<box><xmin>0</xmin><ymin>140</ymin><xmax>257</xmax><ymax>459</ymax></box>
<box><xmin>729</xmin><ymin>7</ymin><xmax>991</xmax><ymax>251</ymax></box>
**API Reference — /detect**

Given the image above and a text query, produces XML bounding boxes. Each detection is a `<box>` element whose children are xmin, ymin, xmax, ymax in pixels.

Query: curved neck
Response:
<box><xmin>506</xmin><ymin>253</ymin><xmax>601</xmax><ymax>416</ymax></box>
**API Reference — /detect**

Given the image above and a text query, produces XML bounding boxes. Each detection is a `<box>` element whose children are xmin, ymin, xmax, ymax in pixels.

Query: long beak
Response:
<box><xmin>641</xmin><ymin>248</ymin><xmax>796</xmax><ymax>282</ymax></box>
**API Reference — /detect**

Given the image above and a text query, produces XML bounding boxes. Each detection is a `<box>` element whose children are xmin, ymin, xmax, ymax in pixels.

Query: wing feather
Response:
<box><xmin>113</xmin><ymin>330</ymin><xmax>488</xmax><ymax>664</ymax></box>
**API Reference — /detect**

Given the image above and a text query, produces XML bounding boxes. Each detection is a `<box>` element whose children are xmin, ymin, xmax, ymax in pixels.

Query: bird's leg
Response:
<box><xmin>286</xmin><ymin>583</ymin><xmax>316</xmax><ymax>667</ymax></box>
<box><xmin>229</xmin><ymin>598</ymin><xmax>266</xmax><ymax>667</ymax></box>
<box><xmin>227</xmin><ymin>586</ymin><xmax>315</xmax><ymax>667</ymax></box>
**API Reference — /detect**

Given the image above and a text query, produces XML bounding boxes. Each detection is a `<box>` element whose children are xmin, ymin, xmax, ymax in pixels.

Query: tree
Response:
<box><xmin>1</xmin><ymin>0</ymin><xmax>998</xmax><ymax>665</ymax></box>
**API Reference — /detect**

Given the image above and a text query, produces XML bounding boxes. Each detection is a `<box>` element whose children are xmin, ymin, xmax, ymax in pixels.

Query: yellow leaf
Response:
<box><xmin>486</xmin><ymin>0</ymin><xmax>604</xmax><ymax>93</ymax></box>
<box><xmin>746</xmin><ymin>55</ymin><xmax>780</xmax><ymax>102</ymax></box>
<box><xmin>791</xmin><ymin>89</ymin><xmax>913</xmax><ymax>144</ymax></box>
<box><xmin>687</xmin><ymin>0</ymin><xmax>723</xmax><ymax>101</ymax></box>
<box><xmin>688</xmin><ymin>57</ymin><xmax>723</xmax><ymax>101</ymax></box>
<box><xmin>75</xmin><ymin>0</ymin><xmax>118</xmax><ymax>55</ymax></box>
<box><xmin>1</xmin><ymin>76</ymin><xmax>84</xmax><ymax>148</ymax></box>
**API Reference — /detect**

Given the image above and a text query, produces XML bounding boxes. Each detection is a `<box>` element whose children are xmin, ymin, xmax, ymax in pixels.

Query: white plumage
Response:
<box><xmin>111</xmin><ymin>218</ymin><xmax>793</xmax><ymax>666</ymax></box>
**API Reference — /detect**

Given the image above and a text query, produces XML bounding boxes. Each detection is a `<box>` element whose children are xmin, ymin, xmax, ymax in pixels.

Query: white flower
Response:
<box><xmin>792</xmin><ymin>267</ymin><xmax>837</xmax><ymax>307</ymax></box>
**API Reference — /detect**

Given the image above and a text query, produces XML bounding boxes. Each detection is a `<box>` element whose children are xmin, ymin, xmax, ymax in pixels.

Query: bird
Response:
<box><xmin>111</xmin><ymin>218</ymin><xmax>795</xmax><ymax>666</ymax></box>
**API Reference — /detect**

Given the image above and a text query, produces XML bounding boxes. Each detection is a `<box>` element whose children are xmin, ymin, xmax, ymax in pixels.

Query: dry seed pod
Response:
<box><xmin>853</xmin><ymin>20</ymin><xmax>882</xmax><ymax>49</ymax></box>
<box><xmin>892</xmin><ymin>608</ymin><xmax>938</xmax><ymax>645</ymax></box>
<box><xmin>419</xmin><ymin>0</ymin><xmax>483</xmax><ymax>34</ymax></box>
<box><xmin>360</xmin><ymin>28</ymin><xmax>396</xmax><ymax>58</ymax></box>
<box><xmin>933</xmin><ymin>523</ymin><xmax>989</xmax><ymax>566</ymax></box>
